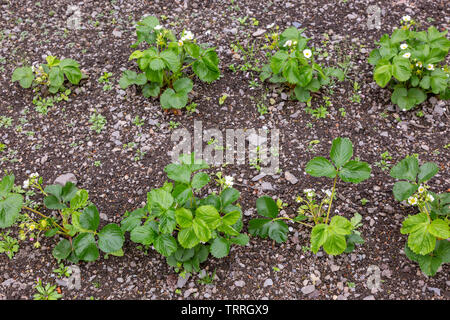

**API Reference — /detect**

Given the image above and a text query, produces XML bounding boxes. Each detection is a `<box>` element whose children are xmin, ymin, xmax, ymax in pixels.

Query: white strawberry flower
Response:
<box><xmin>402</xmin><ymin>52</ymin><xmax>411</xmax><ymax>58</ymax></box>
<box><xmin>402</xmin><ymin>15</ymin><xmax>411</xmax><ymax>22</ymax></box>
<box><xmin>178</xmin><ymin>40</ymin><xmax>184</xmax><ymax>47</ymax></box>
<box><xmin>426</xmin><ymin>194</ymin><xmax>434</xmax><ymax>202</ymax></box>
<box><xmin>416</xmin><ymin>61</ymin><xmax>422</xmax><ymax>68</ymax></box>
<box><xmin>400</xmin><ymin>43</ymin><xmax>408</xmax><ymax>50</ymax></box>
<box><xmin>23</xmin><ymin>179</ymin><xmax>30</xmax><ymax>189</ymax></box>
<box><xmin>427</xmin><ymin>64</ymin><xmax>434</xmax><ymax>71</ymax></box>
<box><xmin>303</xmin><ymin>49</ymin><xmax>312</xmax><ymax>59</ymax></box>
<box><xmin>283</xmin><ymin>40</ymin><xmax>293</xmax><ymax>47</ymax></box>
<box><xmin>418</xmin><ymin>185</ymin><xmax>425</xmax><ymax>193</ymax></box>
<box><xmin>181</xmin><ymin>30</ymin><xmax>194</xmax><ymax>41</ymax></box>
<box><xmin>30</xmin><ymin>172</ymin><xmax>39</xmax><ymax>179</ymax></box>
<box><xmin>224</xmin><ymin>176</ymin><xmax>234</xmax><ymax>188</ymax></box>
<box><xmin>407</xmin><ymin>196</ymin><xmax>418</xmax><ymax>206</ymax></box>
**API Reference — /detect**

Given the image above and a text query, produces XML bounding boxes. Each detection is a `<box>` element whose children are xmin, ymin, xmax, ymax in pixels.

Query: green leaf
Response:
<box><xmin>79</xmin><ymin>205</ymin><xmax>100</xmax><ymax>231</ymax></box>
<box><xmin>130</xmin><ymin>224</ymin><xmax>158</xmax><ymax>245</ymax></box>
<box><xmin>338</xmin><ymin>161</ymin><xmax>372</xmax><ymax>183</ymax></box>
<box><xmin>390</xmin><ymin>156</ymin><xmax>419</xmax><ymax>181</ymax></box>
<box><xmin>48</xmin><ymin>66</ymin><xmax>64</xmax><ymax>89</ymax></box>
<box><xmin>417</xmin><ymin>254</ymin><xmax>443</xmax><ymax>277</ymax></box>
<box><xmin>230</xmin><ymin>233</ymin><xmax>249</xmax><ymax>246</ymax></box>
<box><xmin>164</xmin><ymin>163</ymin><xmax>191</xmax><ymax>184</ymax></box>
<box><xmin>391</xmin><ymin>28</ymin><xmax>408</xmax><ymax>43</ymax></box>
<box><xmin>172</xmin><ymin>184</ymin><xmax>193</xmax><ymax>206</ymax></box>
<box><xmin>297</xmin><ymin>65</ymin><xmax>313</xmax><ymax>87</ymax></box>
<box><xmin>397</xmin><ymin>88</ymin><xmax>427</xmax><ymax>110</ymax></box>
<box><xmin>192</xmin><ymin>50</ymin><xmax>220</xmax><ymax>83</ymax></box>
<box><xmin>430</xmin><ymin>69</ymin><xmax>448</xmax><ymax>94</ymax></box>
<box><xmin>175</xmin><ymin>208</ymin><xmax>193</xmax><ymax>228</ymax></box>
<box><xmin>418</xmin><ymin>162</ymin><xmax>439</xmax><ymax>183</ymax></box>
<box><xmin>0</xmin><ymin>175</ymin><xmax>15</xmax><ymax>198</ymax></box>
<box><xmin>311</xmin><ymin>224</ymin><xmax>328</xmax><ymax>254</ymax></box>
<box><xmin>256</xmin><ymin>196</ymin><xmax>278</xmax><ymax>218</ymax></box>
<box><xmin>270</xmin><ymin>51</ymin><xmax>289</xmax><ymax>74</ymax></box>
<box><xmin>173</xmin><ymin>77</ymin><xmax>193</xmax><ymax>95</ymax></box>
<box><xmin>73</xmin><ymin>233</ymin><xmax>99</xmax><ymax>262</ymax></box>
<box><xmin>294</xmin><ymin>85</ymin><xmax>311</xmax><ymax>102</ymax></box>
<box><xmin>368</xmin><ymin>49</ymin><xmax>381</xmax><ymax>65</ymax></box>
<box><xmin>305</xmin><ymin>157</ymin><xmax>337</xmax><ymax>178</ymax></box>
<box><xmin>159</xmin><ymin>209</ymin><xmax>177</xmax><ymax>234</ymax></box>
<box><xmin>401</xmin><ymin>213</ymin><xmax>436</xmax><ymax>255</ymax></box>
<box><xmin>420</xmin><ymin>76</ymin><xmax>431</xmax><ymax>90</ymax></box>
<box><xmin>178</xmin><ymin>227</ymin><xmax>200</xmax><ymax>249</ymax></box>
<box><xmin>154</xmin><ymin>234</ymin><xmax>178</xmax><ymax>257</ymax></box>
<box><xmin>196</xmin><ymin>205</ymin><xmax>221</xmax><ymax>229</ymax></box>
<box><xmin>149</xmin><ymin>57</ymin><xmax>165</xmax><ymax>70</ymax></box>
<box><xmin>329</xmin><ymin>216</ymin><xmax>353</xmax><ymax>235</ymax></box>
<box><xmin>393</xmin><ymin>181</ymin><xmax>418</xmax><ymax>201</ymax></box>
<box><xmin>52</xmin><ymin>239</ymin><xmax>72</xmax><ymax>260</ymax></box>
<box><xmin>142</xmin><ymin>82</ymin><xmax>161</xmax><ymax>98</ymax></box>
<box><xmin>435</xmin><ymin>240</ymin><xmax>450</xmax><ymax>263</ymax></box>
<box><xmin>44</xmin><ymin>184</ymin><xmax>62</xmax><ymax>198</ymax></box>
<box><xmin>392</xmin><ymin>56</ymin><xmax>411</xmax><ymax>82</ymax></box>
<box><xmin>145</xmin><ymin>68</ymin><xmax>163</xmax><ymax>84</ymax></box>
<box><xmin>268</xmin><ymin>220</ymin><xmax>289</xmax><ymax>243</ymax></box>
<box><xmin>119</xmin><ymin>70</ymin><xmax>147</xmax><ymax>89</ymax></box>
<box><xmin>373</xmin><ymin>61</ymin><xmax>392</xmax><ymax>87</ymax></box>
<box><xmin>283</xmin><ymin>59</ymin><xmax>301</xmax><ymax>84</ymax></box>
<box><xmin>12</xmin><ymin>66</ymin><xmax>34</xmax><ymax>88</ymax></box>
<box><xmin>184</xmin><ymin>42</ymin><xmax>201</xmax><ymax>59</ymax></box>
<box><xmin>160</xmin><ymin>88</ymin><xmax>188</xmax><ymax>109</ymax></box>
<box><xmin>70</xmin><ymin>189</ymin><xmax>89</xmax><ymax>210</ymax></box>
<box><xmin>193</xmin><ymin>218</ymin><xmax>212</xmax><ymax>242</ymax></box>
<box><xmin>391</xmin><ymin>87</ymin><xmax>407</xmax><ymax>104</ymax></box>
<box><xmin>98</xmin><ymin>224</ymin><xmax>124</xmax><ymax>253</ymax></box>
<box><xmin>428</xmin><ymin>219</ymin><xmax>450</xmax><ymax>239</ymax></box>
<box><xmin>220</xmin><ymin>188</ymin><xmax>240</xmax><ymax>208</ymax></box>
<box><xmin>248</xmin><ymin>218</ymin><xmax>271</xmax><ymax>238</ymax></box>
<box><xmin>330</xmin><ymin>137</ymin><xmax>353</xmax><ymax>169</ymax></box>
<box><xmin>191</xmin><ymin>172</ymin><xmax>209</xmax><ymax>190</ymax></box>
<box><xmin>323</xmin><ymin>232</ymin><xmax>348</xmax><ymax>256</ymax></box>
<box><xmin>210</xmin><ymin>237</ymin><xmax>230</xmax><ymax>258</ymax></box>
<box><xmin>43</xmin><ymin>195</ymin><xmax>66</xmax><ymax>210</ymax></box>
<box><xmin>120</xmin><ymin>208</ymin><xmax>146</xmax><ymax>233</ymax></box>
<box><xmin>325</xmin><ymin>68</ymin><xmax>344</xmax><ymax>82</ymax></box>
<box><xmin>148</xmin><ymin>188</ymin><xmax>174</xmax><ymax>210</ymax></box>
<box><xmin>221</xmin><ymin>210</ymin><xmax>241</xmax><ymax>226</ymax></box>
<box><xmin>59</xmin><ymin>59</ymin><xmax>82</xmax><ymax>84</ymax></box>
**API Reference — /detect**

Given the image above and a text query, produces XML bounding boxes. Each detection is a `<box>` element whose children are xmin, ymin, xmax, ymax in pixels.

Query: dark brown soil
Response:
<box><xmin>0</xmin><ymin>0</ymin><xmax>449</xmax><ymax>300</ymax></box>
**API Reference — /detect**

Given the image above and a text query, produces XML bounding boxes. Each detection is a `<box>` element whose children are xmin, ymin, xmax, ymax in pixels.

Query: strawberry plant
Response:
<box><xmin>390</xmin><ymin>155</ymin><xmax>449</xmax><ymax>276</ymax></box>
<box><xmin>260</xmin><ymin>26</ymin><xmax>344</xmax><ymax>102</ymax></box>
<box><xmin>121</xmin><ymin>154</ymin><xmax>248</xmax><ymax>274</ymax></box>
<box><xmin>120</xmin><ymin>16</ymin><xmax>220</xmax><ymax>110</ymax></box>
<box><xmin>12</xmin><ymin>56</ymin><xmax>84</xmax><ymax>94</ymax></box>
<box><xmin>249</xmin><ymin>137</ymin><xmax>371</xmax><ymax>256</ymax></box>
<box><xmin>369</xmin><ymin>17</ymin><xmax>450</xmax><ymax>111</ymax></box>
<box><xmin>0</xmin><ymin>173</ymin><xmax>125</xmax><ymax>263</ymax></box>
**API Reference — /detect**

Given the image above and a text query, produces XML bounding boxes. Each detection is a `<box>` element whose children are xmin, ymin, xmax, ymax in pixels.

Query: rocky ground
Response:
<box><xmin>0</xmin><ymin>0</ymin><xmax>449</xmax><ymax>300</ymax></box>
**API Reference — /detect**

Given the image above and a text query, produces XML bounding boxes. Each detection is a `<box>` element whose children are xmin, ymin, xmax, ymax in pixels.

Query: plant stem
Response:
<box><xmin>325</xmin><ymin>175</ymin><xmax>338</xmax><ymax>224</ymax></box>
<box><xmin>22</xmin><ymin>206</ymin><xmax>67</xmax><ymax>233</ymax></box>
<box><xmin>273</xmin><ymin>216</ymin><xmax>313</xmax><ymax>228</ymax></box>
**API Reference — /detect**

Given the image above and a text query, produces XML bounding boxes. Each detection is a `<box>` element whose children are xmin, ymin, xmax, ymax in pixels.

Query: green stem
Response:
<box><xmin>325</xmin><ymin>175</ymin><xmax>338</xmax><ymax>225</ymax></box>
<box><xmin>22</xmin><ymin>206</ymin><xmax>67</xmax><ymax>233</ymax></box>
<box><xmin>273</xmin><ymin>216</ymin><xmax>313</xmax><ymax>228</ymax></box>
